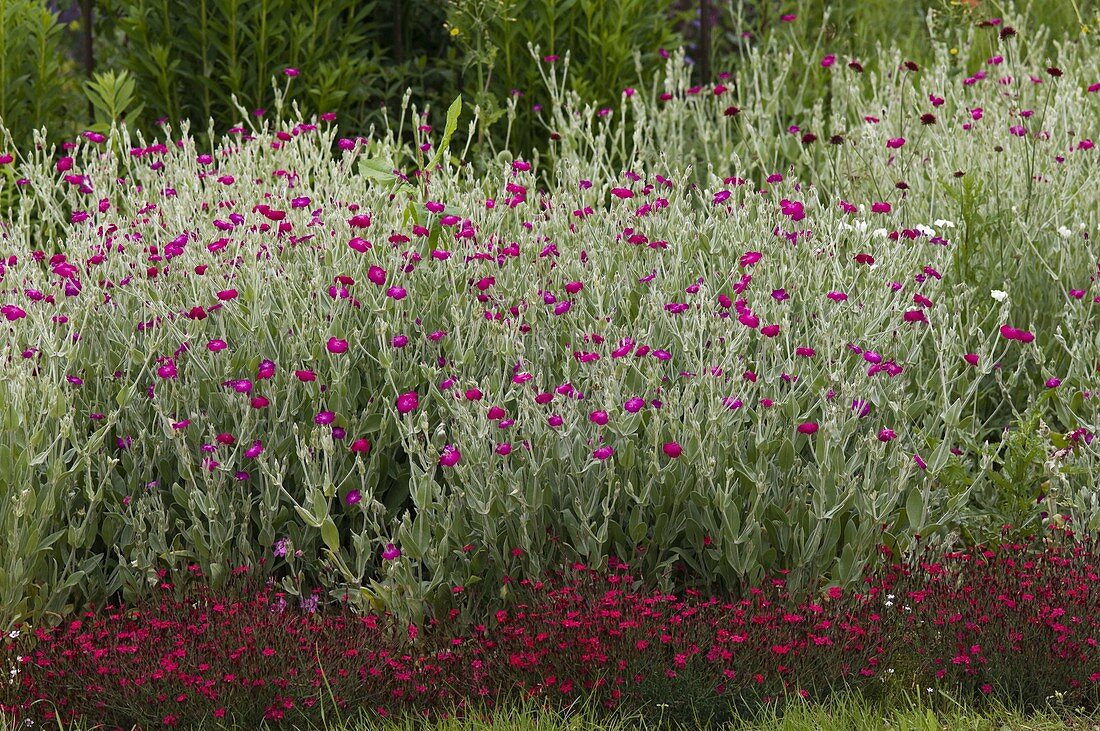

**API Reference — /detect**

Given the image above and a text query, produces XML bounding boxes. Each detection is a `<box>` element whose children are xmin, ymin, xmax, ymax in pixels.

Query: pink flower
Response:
<box><xmin>886</xmin><ymin>137</ymin><xmax>906</xmax><ymax>149</ymax></box>
<box><xmin>739</xmin><ymin>251</ymin><xmax>762</xmax><ymax>267</ymax></box>
<box><xmin>964</xmin><ymin>353</ymin><xmax>980</xmax><ymax>366</ymax></box>
<box><xmin>396</xmin><ymin>391</ymin><xmax>419</xmax><ymax>414</ymax></box>
<box><xmin>878</xmin><ymin>428</ymin><xmax>897</xmax><ymax>442</ymax></box>
<box><xmin>439</xmin><ymin>444</ymin><xmax>462</xmax><ymax>467</ymax></box>
<box><xmin>382</xmin><ymin>543</ymin><xmax>401</xmax><ymax>560</ymax></box>
<box><xmin>294</xmin><ymin>369</ymin><xmax>316</xmax><ymax>382</ymax></box>
<box><xmin>624</xmin><ymin>397</ymin><xmax>646</xmax><ymax>413</ymax></box>
<box><xmin>2</xmin><ymin>305</ymin><xmax>27</xmax><ymax>321</ymax></box>
<box><xmin>589</xmin><ymin>410</ymin><xmax>609</xmax><ymax>425</ymax></box>
<box><xmin>327</xmin><ymin>337</ymin><xmax>348</xmax><ymax>354</ymax></box>
<box><xmin>284</xmin><ymin>67</ymin><xmax>299</xmax><ymax>77</ymax></box>
<box><xmin>245</xmin><ymin>440</ymin><xmax>264</xmax><ymax>458</ymax></box>
<box><xmin>593</xmin><ymin>445</ymin><xmax>615</xmax><ymax>460</ymax></box>
<box><xmin>914</xmin><ymin>454</ymin><xmax>927</xmax><ymax>470</ymax></box>
<box><xmin>368</xmin><ymin>266</ymin><xmax>386</xmax><ymax>286</ymax></box>
<box><xmin>488</xmin><ymin>405</ymin><xmax>506</xmax><ymax>420</ymax></box>
<box><xmin>207</xmin><ymin>339</ymin><xmax>228</xmax><ymax>352</ymax></box>
<box><xmin>871</xmin><ymin>201</ymin><xmax>892</xmax><ymax>214</ymax></box>
<box><xmin>821</xmin><ymin>54</ymin><xmax>836</xmax><ymax>68</ymax></box>
<box><xmin>1046</xmin><ymin>377</ymin><xmax>1061</xmax><ymax>388</ymax></box>
<box><xmin>761</xmin><ymin>324</ymin><xmax>781</xmax><ymax>338</ymax></box>
<box><xmin>663</xmin><ymin>441</ymin><xmax>682</xmax><ymax>458</ymax></box>
<box><xmin>351</xmin><ymin>438</ymin><xmax>371</xmax><ymax>454</ymax></box>
<box><xmin>797</xmin><ymin>422</ymin><xmax>819</xmax><ymax>435</ymax></box>
<box><xmin>1000</xmin><ymin>325</ymin><xmax>1035</xmax><ymax>343</ymax></box>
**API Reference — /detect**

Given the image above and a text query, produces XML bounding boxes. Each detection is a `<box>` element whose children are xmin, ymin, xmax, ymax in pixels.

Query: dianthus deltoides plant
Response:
<box><xmin>0</xmin><ymin>6</ymin><xmax>1099</xmax><ymax>640</ymax></box>
<box><xmin>5</xmin><ymin>531</ymin><xmax>1100</xmax><ymax>727</ymax></box>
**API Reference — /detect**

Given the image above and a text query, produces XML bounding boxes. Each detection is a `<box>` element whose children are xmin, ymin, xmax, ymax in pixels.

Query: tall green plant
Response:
<box><xmin>111</xmin><ymin>0</ymin><xmax>379</xmax><ymax>131</ymax></box>
<box><xmin>0</xmin><ymin>0</ymin><xmax>80</xmax><ymax>148</ymax></box>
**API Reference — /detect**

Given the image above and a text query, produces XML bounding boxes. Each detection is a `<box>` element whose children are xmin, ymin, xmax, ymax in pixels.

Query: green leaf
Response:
<box><xmin>906</xmin><ymin>489</ymin><xmax>924</xmax><ymax>531</ymax></box>
<box><xmin>320</xmin><ymin>517</ymin><xmax>340</xmax><ymax>554</ymax></box>
<box><xmin>425</xmin><ymin>95</ymin><xmax>462</xmax><ymax>172</ymax></box>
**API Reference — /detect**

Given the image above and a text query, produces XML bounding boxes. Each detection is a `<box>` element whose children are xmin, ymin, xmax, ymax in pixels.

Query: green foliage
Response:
<box><xmin>445</xmin><ymin>0</ymin><xmax>682</xmax><ymax>155</ymax></box>
<box><xmin>104</xmin><ymin>0</ymin><xmax>379</xmax><ymax>130</ymax></box>
<box><xmin>83</xmin><ymin>69</ymin><xmax>144</xmax><ymax>132</ymax></box>
<box><xmin>0</xmin><ymin>0</ymin><xmax>81</xmax><ymax>148</ymax></box>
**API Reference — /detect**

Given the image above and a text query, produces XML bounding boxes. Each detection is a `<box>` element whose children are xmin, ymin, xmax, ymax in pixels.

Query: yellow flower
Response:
<box><xmin>949</xmin><ymin>47</ymin><xmax>958</xmax><ymax>55</ymax></box>
<box><xmin>450</xmin><ymin>26</ymin><xmax>461</xmax><ymax>37</ymax></box>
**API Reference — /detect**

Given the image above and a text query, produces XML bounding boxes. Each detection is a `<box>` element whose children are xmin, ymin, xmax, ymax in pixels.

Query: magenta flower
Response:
<box><xmin>439</xmin><ymin>444</ymin><xmax>462</xmax><ymax>467</ymax></box>
<box><xmin>284</xmin><ymin>67</ymin><xmax>299</xmax><ymax>77</ymax></box>
<box><xmin>914</xmin><ymin>454</ymin><xmax>928</xmax><ymax>470</ymax></box>
<box><xmin>245</xmin><ymin>440</ymin><xmax>264</xmax><ymax>458</ymax></box>
<box><xmin>740</xmin><ymin>251</ymin><xmax>762</xmax><ymax>267</ymax></box>
<box><xmin>496</xmin><ymin>443</ymin><xmax>512</xmax><ymax>456</ymax></box>
<box><xmin>624</xmin><ymin>397</ymin><xmax>646</xmax><ymax>413</ymax></box>
<box><xmin>663</xmin><ymin>441</ymin><xmax>683</xmax><ymax>458</ymax></box>
<box><xmin>1046</xmin><ymin>377</ymin><xmax>1061</xmax><ymax>388</ymax></box>
<box><xmin>589</xmin><ymin>410</ymin><xmax>610</xmax><ymax>425</ymax></box>
<box><xmin>396</xmin><ymin>391</ymin><xmax>419</xmax><ymax>414</ymax></box>
<box><xmin>257</xmin><ymin>359</ymin><xmax>276</xmax><ymax>379</ymax></box>
<box><xmin>797</xmin><ymin>422</ymin><xmax>819</xmax><ymax>435</ymax></box>
<box><xmin>207</xmin><ymin>339</ymin><xmax>228</xmax><ymax>352</ymax></box>
<box><xmin>314</xmin><ymin>410</ymin><xmax>336</xmax><ymax>425</ymax></box>
<box><xmin>488</xmin><ymin>405</ymin><xmax>506</xmax><ymax>420</ymax></box>
<box><xmin>878</xmin><ymin>428</ymin><xmax>897</xmax><ymax>442</ymax></box>
<box><xmin>327</xmin><ymin>337</ymin><xmax>348</xmax><ymax>354</ymax></box>
<box><xmin>294</xmin><ymin>369</ymin><xmax>316</xmax><ymax>382</ymax></box>
<box><xmin>886</xmin><ymin>137</ymin><xmax>906</xmax><ymax>149</ymax></box>
<box><xmin>381</xmin><ymin>542</ymin><xmax>400</xmax><ymax>560</ymax></box>
<box><xmin>964</xmin><ymin>353</ymin><xmax>980</xmax><ymax>366</ymax></box>
<box><xmin>1000</xmin><ymin>325</ymin><xmax>1035</xmax><ymax>343</ymax></box>
<box><xmin>368</xmin><ymin>266</ymin><xmax>386</xmax><ymax>286</ymax></box>
<box><xmin>350</xmin><ymin>438</ymin><xmax>371</xmax><ymax>454</ymax></box>
<box><xmin>548</xmin><ymin>414</ymin><xmax>564</xmax><ymax>428</ymax></box>
<box><xmin>593</xmin><ymin>445</ymin><xmax>615</xmax><ymax>460</ymax></box>
<box><xmin>761</xmin><ymin>324</ymin><xmax>781</xmax><ymax>338</ymax></box>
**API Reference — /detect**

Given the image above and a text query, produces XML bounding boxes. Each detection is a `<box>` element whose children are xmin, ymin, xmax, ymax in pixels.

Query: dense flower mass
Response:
<box><xmin>5</xmin><ymin>533</ymin><xmax>1100</xmax><ymax>726</ymax></box>
<box><xmin>1</xmin><ymin>12</ymin><xmax>1100</xmax><ymax>730</ymax></box>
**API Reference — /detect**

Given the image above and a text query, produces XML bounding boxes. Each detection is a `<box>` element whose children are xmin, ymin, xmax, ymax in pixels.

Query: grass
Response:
<box><xmin>6</xmin><ymin>695</ymin><xmax>1100</xmax><ymax>730</ymax></box>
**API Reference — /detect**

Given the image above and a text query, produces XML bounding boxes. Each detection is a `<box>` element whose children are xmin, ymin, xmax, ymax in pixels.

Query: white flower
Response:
<box><xmin>854</xmin><ymin>220</ymin><xmax>869</xmax><ymax>233</ymax></box>
<box><xmin>991</xmin><ymin>290</ymin><xmax>1008</xmax><ymax>302</ymax></box>
<box><xmin>915</xmin><ymin>224</ymin><xmax>935</xmax><ymax>237</ymax></box>
<box><xmin>872</xmin><ymin>227</ymin><xmax>888</xmax><ymax>238</ymax></box>
<box><xmin>934</xmin><ymin>219</ymin><xmax>956</xmax><ymax>228</ymax></box>
<box><xmin>7</xmin><ymin>630</ymin><xmax>18</xmax><ymax>639</ymax></box>
<box><xmin>1058</xmin><ymin>226</ymin><xmax>1073</xmax><ymax>239</ymax></box>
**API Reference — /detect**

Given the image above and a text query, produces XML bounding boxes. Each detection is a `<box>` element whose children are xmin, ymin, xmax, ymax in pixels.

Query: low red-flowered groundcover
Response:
<box><xmin>4</xmin><ymin>529</ymin><xmax>1100</xmax><ymax>729</ymax></box>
